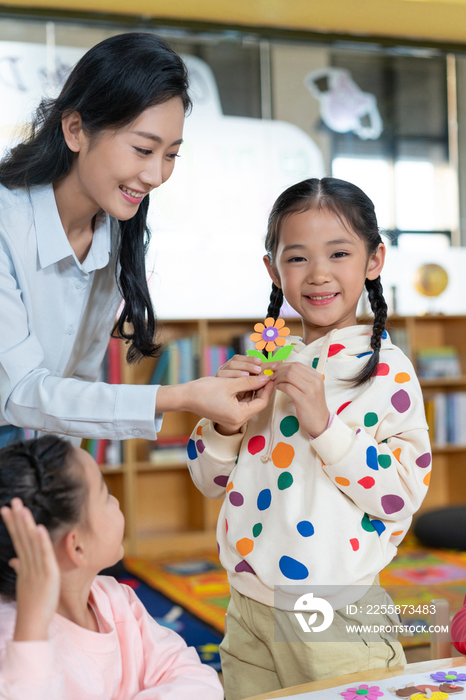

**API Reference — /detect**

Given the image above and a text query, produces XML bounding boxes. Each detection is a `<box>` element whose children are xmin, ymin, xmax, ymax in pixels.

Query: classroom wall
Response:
<box><xmin>2</xmin><ymin>0</ymin><xmax>466</xmax><ymax>46</ymax></box>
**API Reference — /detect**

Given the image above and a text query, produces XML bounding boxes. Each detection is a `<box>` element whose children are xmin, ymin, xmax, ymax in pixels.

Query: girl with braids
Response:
<box><xmin>0</xmin><ymin>32</ymin><xmax>272</xmax><ymax>449</ymax></box>
<box><xmin>187</xmin><ymin>178</ymin><xmax>431</xmax><ymax>699</ymax></box>
<box><xmin>0</xmin><ymin>435</ymin><xmax>223</xmax><ymax>699</ymax></box>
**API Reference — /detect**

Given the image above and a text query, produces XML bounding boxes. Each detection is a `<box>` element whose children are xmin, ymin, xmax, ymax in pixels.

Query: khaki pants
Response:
<box><xmin>220</xmin><ymin>580</ymin><xmax>406</xmax><ymax>700</ymax></box>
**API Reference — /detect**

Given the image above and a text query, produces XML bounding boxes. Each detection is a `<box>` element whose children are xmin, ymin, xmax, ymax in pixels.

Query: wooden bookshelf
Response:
<box><xmin>101</xmin><ymin>315</ymin><xmax>466</xmax><ymax>557</ymax></box>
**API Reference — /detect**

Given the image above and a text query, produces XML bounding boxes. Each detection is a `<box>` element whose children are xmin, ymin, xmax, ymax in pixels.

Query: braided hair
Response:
<box><xmin>0</xmin><ymin>435</ymin><xmax>86</xmax><ymax>600</ymax></box>
<box><xmin>264</xmin><ymin>177</ymin><xmax>387</xmax><ymax>387</ymax></box>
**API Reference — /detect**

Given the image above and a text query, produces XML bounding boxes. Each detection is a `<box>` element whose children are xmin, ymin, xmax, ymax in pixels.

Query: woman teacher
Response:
<box><xmin>0</xmin><ymin>32</ymin><xmax>272</xmax><ymax>448</ymax></box>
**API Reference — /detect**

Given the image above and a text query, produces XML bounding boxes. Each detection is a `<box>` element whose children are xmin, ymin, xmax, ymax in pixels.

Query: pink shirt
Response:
<box><xmin>0</xmin><ymin>576</ymin><xmax>223</xmax><ymax>700</ymax></box>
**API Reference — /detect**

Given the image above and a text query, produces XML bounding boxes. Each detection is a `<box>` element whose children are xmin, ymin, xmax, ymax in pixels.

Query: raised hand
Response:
<box><xmin>1</xmin><ymin>498</ymin><xmax>60</xmax><ymax>641</ymax></box>
<box><xmin>270</xmin><ymin>362</ymin><xmax>330</xmax><ymax>438</ymax></box>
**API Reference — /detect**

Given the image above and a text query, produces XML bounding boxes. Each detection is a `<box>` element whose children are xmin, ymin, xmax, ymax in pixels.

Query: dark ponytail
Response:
<box><xmin>264</xmin><ymin>177</ymin><xmax>387</xmax><ymax>386</ymax></box>
<box><xmin>0</xmin><ymin>436</ymin><xmax>85</xmax><ymax>600</ymax></box>
<box><xmin>0</xmin><ymin>32</ymin><xmax>191</xmax><ymax>363</ymax></box>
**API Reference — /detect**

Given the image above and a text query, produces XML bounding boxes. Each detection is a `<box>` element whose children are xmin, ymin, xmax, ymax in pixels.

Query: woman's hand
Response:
<box><xmin>0</xmin><ymin>498</ymin><xmax>60</xmax><ymax>641</ymax></box>
<box><xmin>270</xmin><ymin>363</ymin><xmax>330</xmax><ymax>437</ymax></box>
<box><xmin>157</xmin><ymin>375</ymin><xmax>274</xmax><ymax>433</ymax></box>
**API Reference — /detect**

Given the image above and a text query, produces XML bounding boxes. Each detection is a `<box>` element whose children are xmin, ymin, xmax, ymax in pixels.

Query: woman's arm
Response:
<box><xmin>156</xmin><ymin>374</ymin><xmax>273</xmax><ymax>433</ymax></box>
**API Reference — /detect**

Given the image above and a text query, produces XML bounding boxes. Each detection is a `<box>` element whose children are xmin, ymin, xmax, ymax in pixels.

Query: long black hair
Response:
<box><xmin>265</xmin><ymin>177</ymin><xmax>387</xmax><ymax>386</ymax></box>
<box><xmin>0</xmin><ymin>435</ymin><xmax>86</xmax><ymax>600</ymax></box>
<box><xmin>0</xmin><ymin>32</ymin><xmax>191</xmax><ymax>363</ymax></box>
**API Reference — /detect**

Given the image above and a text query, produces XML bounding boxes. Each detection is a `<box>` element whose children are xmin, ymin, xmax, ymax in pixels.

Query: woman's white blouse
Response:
<box><xmin>0</xmin><ymin>183</ymin><xmax>162</xmax><ymax>440</ymax></box>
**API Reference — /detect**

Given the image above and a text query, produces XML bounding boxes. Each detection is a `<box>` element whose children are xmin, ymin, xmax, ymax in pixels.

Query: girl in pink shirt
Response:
<box><xmin>0</xmin><ymin>435</ymin><xmax>223</xmax><ymax>700</ymax></box>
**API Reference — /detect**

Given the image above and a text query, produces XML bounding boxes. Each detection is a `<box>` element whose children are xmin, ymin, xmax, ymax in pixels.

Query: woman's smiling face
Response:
<box><xmin>64</xmin><ymin>96</ymin><xmax>185</xmax><ymax>220</ymax></box>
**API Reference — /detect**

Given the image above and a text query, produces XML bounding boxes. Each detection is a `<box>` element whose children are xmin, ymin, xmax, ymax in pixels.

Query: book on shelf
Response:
<box><xmin>388</xmin><ymin>327</ymin><xmax>409</xmax><ymax>357</ymax></box>
<box><xmin>150</xmin><ymin>335</ymin><xmax>201</xmax><ymax>384</ymax></box>
<box><xmin>149</xmin><ymin>434</ymin><xmax>190</xmax><ymax>466</ymax></box>
<box><xmin>417</xmin><ymin>346</ymin><xmax>461</xmax><ymax>379</ymax></box>
<box><xmin>204</xmin><ymin>344</ymin><xmax>235</xmax><ymax>376</ymax></box>
<box><xmin>84</xmin><ymin>338</ymin><xmax>124</xmax><ymax>467</ymax></box>
<box><xmin>82</xmin><ymin>437</ymin><xmax>123</xmax><ymax>467</ymax></box>
<box><xmin>424</xmin><ymin>391</ymin><xmax>466</xmax><ymax>446</ymax></box>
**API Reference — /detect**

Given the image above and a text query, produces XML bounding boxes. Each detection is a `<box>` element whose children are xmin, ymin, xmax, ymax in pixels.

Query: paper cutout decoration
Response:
<box><xmin>438</xmin><ymin>686</ymin><xmax>465</xmax><ymax>695</ymax></box>
<box><xmin>389</xmin><ymin>682</ymin><xmax>464</xmax><ymax>699</ymax></box>
<box><xmin>431</xmin><ymin>673</ymin><xmax>466</xmax><ymax>684</ymax></box>
<box><xmin>248</xmin><ymin>318</ymin><xmax>293</xmax><ymax>372</ymax></box>
<box><xmin>341</xmin><ymin>684</ymin><xmax>384</xmax><ymax>699</ymax></box>
<box><xmin>304</xmin><ymin>67</ymin><xmax>383</xmax><ymax>141</ymax></box>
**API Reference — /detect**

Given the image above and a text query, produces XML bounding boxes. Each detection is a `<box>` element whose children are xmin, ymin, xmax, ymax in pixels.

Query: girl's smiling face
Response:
<box><xmin>264</xmin><ymin>207</ymin><xmax>385</xmax><ymax>345</ymax></box>
<box><xmin>62</xmin><ymin>96</ymin><xmax>185</xmax><ymax>221</ymax></box>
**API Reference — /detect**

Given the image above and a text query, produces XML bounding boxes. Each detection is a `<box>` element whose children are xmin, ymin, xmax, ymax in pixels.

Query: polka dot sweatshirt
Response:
<box><xmin>187</xmin><ymin>325</ymin><xmax>431</xmax><ymax>611</ymax></box>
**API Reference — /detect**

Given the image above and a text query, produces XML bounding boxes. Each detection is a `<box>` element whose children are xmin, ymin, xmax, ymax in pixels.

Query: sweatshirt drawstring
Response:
<box><xmin>316</xmin><ymin>328</ymin><xmax>339</xmax><ymax>375</ymax></box>
<box><xmin>260</xmin><ymin>328</ymin><xmax>339</xmax><ymax>463</ymax></box>
<box><xmin>261</xmin><ymin>390</ymin><xmax>277</xmax><ymax>463</ymax></box>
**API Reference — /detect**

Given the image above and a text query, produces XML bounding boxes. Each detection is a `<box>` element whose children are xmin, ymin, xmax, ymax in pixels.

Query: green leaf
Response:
<box><xmin>247</xmin><ymin>349</ymin><xmax>266</xmax><ymax>362</ymax></box>
<box><xmin>270</xmin><ymin>345</ymin><xmax>295</xmax><ymax>362</ymax></box>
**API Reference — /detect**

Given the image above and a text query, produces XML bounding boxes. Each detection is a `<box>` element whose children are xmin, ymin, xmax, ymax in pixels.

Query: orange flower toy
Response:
<box><xmin>247</xmin><ymin>318</ymin><xmax>293</xmax><ymax>373</ymax></box>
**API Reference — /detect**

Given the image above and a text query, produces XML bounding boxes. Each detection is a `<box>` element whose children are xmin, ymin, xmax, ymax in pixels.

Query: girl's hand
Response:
<box><xmin>216</xmin><ymin>354</ymin><xmax>263</xmax><ymax>379</ymax></box>
<box><xmin>270</xmin><ymin>363</ymin><xmax>330</xmax><ymax>437</ymax></box>
<box><xmin>1</xmin><ymin>498</ymin><xmax>60</xmax><ymax>641</ymax></box>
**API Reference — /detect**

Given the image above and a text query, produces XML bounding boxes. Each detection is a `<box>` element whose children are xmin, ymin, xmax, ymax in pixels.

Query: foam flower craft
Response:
<box><xmin>430</xmin><ymin>673</ymin><xmax>466</xmax><ymax>684</ymax></box>
<box><xmin>341</xmin><ymin>684</ymin><xmax>384</xmax><ymax>699</ymax></box>
<box><xmin>248</xmin><ymin>317</ymin><xmax>293</xmax><ymax>363</ymax></box>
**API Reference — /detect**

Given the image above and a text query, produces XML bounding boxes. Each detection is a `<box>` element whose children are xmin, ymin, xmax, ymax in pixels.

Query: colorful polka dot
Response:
<box><xmin>248</xmin><ymin>435</ymin><xmax>266</xmax><ymax>455</ymax></box>
<box><xmin>366</xmin><ymin>446</ymin><xmax>378</xmax><ymax>470</ymax></box>
<box><xmin>391</xmin><ymin>389</ymin><xmax>411</xmax><ymax>413</ymax></box>
<box><xmin>187</xmin><ymin>439</ymin><xmax>197</xmax><ymax>460</ymax></box>
<box><xmin>358</xmin><ymin>476</ymin><xmax>375</xmax><ymax>489</ymax></box>
<box><xmin>337</xmin><ymin>401</ymin><xmax>352</xmax><ymax>415</ymax></box>
<box><xmin>392</xmin><ymin>530</ymin><xmax>404</xmax><ymax>537</ymax></box>
<box><xmin>350</xmin><ymin>538</ymin><xmax>359</xmax><ymax>551</ymax></box>
<box><xmin>423</xmin><ymin>471</ymin><xmax>431</xmax><ymax>486</ymax></box>
<box><xmin>272</xmin><ymin>442</ymin><xmax>295</xmax><ymax>469</ymax></box>
<box><xmin>416</xmin><ymin>453</ymin><xmax>432</xmax><ymax>468</ymax></box>
<box><xmin>278</xmin><ymin>472</ymin><xmax>293</xmax><ymax>490</ymax></box>
<box><xmin>357</xmin><ymin>351</ymin><xmax>372</xmax><ymax>358</ymax></box>
<box><xmin>226</xmin><ymin>482</ymin><xmax>234</xmax><ymax>492</ymax></box>
<box><xmin>328</xmin><ymin>343</ymin><xmax>345</xmax><ymax>357</ymax></box>
<box><xmin>393</xmin><ymin>448</ymin><xmax>402</xmax><ymax>462</ymax></box>
<box><xmin>364</xmin><ymin>412</ymin><xmax>378</xmax><ymax>427</ymax></box>
<box><xmin>381</xmin><ymin>494</ymin><xmax>405</xmax><ymax>514</ymax></box>
<box><xmin>188</xmin><ymin>465</ymin><xmax>193</xmax><ymax>476</ymax></box>
<box><xmin>395</xmin><ymin>372</ymin><xmax>411</xmax><ymax>383</ymax></box>
<box><xmin>229</xmin><ymin>492</ymin><xmax>244</xmax><ymax>506</ymax></box>
<box><xmin>236</xmin><ymin>538</ymin><xmax>254</xmax><ymax>556</ymax></box>
<box><xmin>335</xmin><ymin>476</ymin><xmax>350</xmax><ymax>486</ymax></box>
<box><xmin>280</xmin><ymin>416</ymin><xmax>300</xmax><ymax>437</ymax></box>
<box><xmin>378</xmin><ymin>454</ymin><xmax>392</xmax><ymax>469</ymax></box>
<box><xmin>371</xmin><ymin>519</ymin><xmax>386</xmax><ymax>536</ymax></box>
<box><xmin>279</xmin><ymin>555</ymin><xmax>309</xmax><ymax>580</ymax></box>
<box><xmin>382</xmin><ymin>330</ymin><xmax>388</xmax><ymax>339</ymax></box>
<box><xmin>257</xmin><ymin>489</ymin><xmax>272</xmax><ymax>511</ymax></box>
<box><xmin>361</xmin><ymin>513</ymin><xmax>375</xmax><ymax>532</ymax></box>
<box><xmin>196</xmin><ymin>440</ymin><xmax>205</xmax><ymax>454</ymax></box>
<box><xmin>297</xmin><ymin>521</ymin><xmax>314</xmax><ymax>537</ymax></box>
<box><xmin>253</xmin><ymin>523</ymin><xmax>262</xmax><ymax>537</ymax></box>
<box><xmin>312</xmin><ymin>358</ymin><xmax>318</xmax><ymax>369</ymax></box>
<box><xmin>374</xmin><ymin>363</ymin><xmax>390</xmax><ymax>376</ymax></box>
<box><xmin>226</xmin><ymin>519</ymin><xmax>228</xmax><ymax>533</ymax></box>
<box><xmin>196</xmin><ymin>426</ymin><xmax>202</xmax><ymax>435</ymax></box>
<box><xmin>235</xmin><ymin>560</ymin><xmax>256</xmax><ymax>574</ymax></box>
<box><xmin>214</xmin><ymin>475</ymin><xmax>229</xmax><ymax>487</ymax></box>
